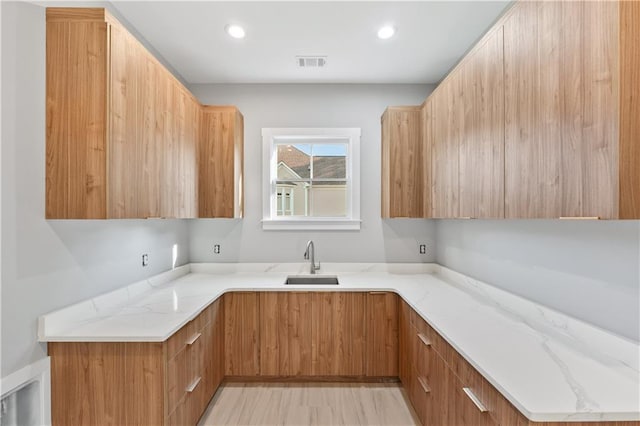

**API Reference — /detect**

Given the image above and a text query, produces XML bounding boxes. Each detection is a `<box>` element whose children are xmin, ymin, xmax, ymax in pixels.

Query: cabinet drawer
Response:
<box><xmin>413</xmin><ymin>312</ymin><xmax>458</xmax><ymax>371</ymax></box>
<box><xmin>194</xmin><ymin>300</ymin><xmax>218</xmax><ymax>331</ymax></box>
<box><xmin>167</xmin><ymin>395</ymin><xmax>186</xmax><ymax>426</ymax></box>
<box><xmin>167</xmin><ymin>320</ymin><xmax>196</xmax><ymax>360</ymax></box>
<box><xmin>167</xmin><ymin>348</ymin><xmax>189</xmax><ymax>416</ymax></box>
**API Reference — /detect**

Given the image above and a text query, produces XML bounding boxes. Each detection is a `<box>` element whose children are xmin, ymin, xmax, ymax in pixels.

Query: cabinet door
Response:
<box><xmin>161</xmin><ymin>81</ymin><xmax>179</xmax><ymax>218</ymax></box>
<box><xmin>259</xmin><ymin>292</ymin><xmax>290</xmax><ymax>375</ymax></box>
<box><xmin>459</xmin><ymin>28</ymin><xmax>505</xmax><ymax>219</ymax></box>
<box><xmin>312</xmin><ymin>293</ymin><xmax>366</xmax><ymax>376</ymax></box>
<box><xmin>432</xmin><ymin>71</ymin><xmax>462</xmax><ymax>218</ymax></box>
<box><xmin>422</xmin><ymin>100</ymin><xmax>434</xmax><ymax>218</ymax></box>
<box><xmin>224</xmin><ymin>292</ymin><xmax>260</xmax><ymax>376</ymax></box>
<box><xmin>46</xmin><ymin>19</ymin><xmax>109</xmax><ymax>219</ymax></box>
<box><xmin>108</xmin><ymin>24</ymin><xmax>139</xmax><ymax>219</ymax></box>
<box><xmin>199</xmin><ymin>108</ymin><xmax>241</xmax><ymax>218</ymax></box>
<box><xmin>181</xmin><ymin>94</ymin><xmax>199</xmax><ymax>218</ymax></box>
<box><xmin>137</xmin><ymin>53</ymin><xmax>164</xmax><ymax>218</ymax></box>
<box><xmin>259</xmin><ymin>292</ymin><xmax>314</xmax><ymax>376</ymax></box>
<box><xmin>381</xmin><ymin>108</ymin><xmax>424</xmax><ymax>218</ymax></box>
<box><xmin>504</xmin><ymin>1</ymin><xmax>563</xmax><ymax>218</ymax></box>
<box><xmin>365</xmin><ymin>292</ymin><xmax>398</xmax><ymax>376</ymax></box>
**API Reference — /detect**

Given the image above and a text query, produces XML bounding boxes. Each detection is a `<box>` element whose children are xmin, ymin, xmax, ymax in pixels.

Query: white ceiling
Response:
<box><xmin>110</xmin><ymin>1</ymin><xmax>511</xmax><ymax>84</ymax></box>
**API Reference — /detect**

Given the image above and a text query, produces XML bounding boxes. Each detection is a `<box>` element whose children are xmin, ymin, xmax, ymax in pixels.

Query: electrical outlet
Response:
<box><xmin>213</xmin><ymin>244</ymin><xmax>221</xmax><ymax>254</ymax></box>
<box><xmin>142</xmin><ymin>254</ymin><xmax>149</xmax><ymax>267</ymax></box>
<box><xmin>419</xmin><ymin>244</ymin><xmax>427</xmax><ymax>254</ymax></box>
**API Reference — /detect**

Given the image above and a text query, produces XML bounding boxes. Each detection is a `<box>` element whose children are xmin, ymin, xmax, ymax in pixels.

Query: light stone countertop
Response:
<box><xmin>38</xmin><ymin>263</ymin><xmax>640</xmax><ymax>422</ymax></box>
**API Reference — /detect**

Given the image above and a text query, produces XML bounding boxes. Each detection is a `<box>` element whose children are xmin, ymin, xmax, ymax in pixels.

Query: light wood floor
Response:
<box><xmin>198</xmin><ymin>382</ymin><xmax>420</xmax><ymax>426</ymax></box>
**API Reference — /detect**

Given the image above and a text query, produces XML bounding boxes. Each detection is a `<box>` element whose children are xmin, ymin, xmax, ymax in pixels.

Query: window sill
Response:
<box><xmin>261</xmin><ymin>218</ymin><xmax>361</xmax><ymax>231</ymax></box>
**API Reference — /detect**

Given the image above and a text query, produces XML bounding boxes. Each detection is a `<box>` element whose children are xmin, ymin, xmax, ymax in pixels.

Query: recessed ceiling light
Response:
<box><xmin>225</xmin><ymin>24</ymin><xmax>245</xmax><ymax>39</ymax></box>
<box><xmin>377</xmin><ymin>25</ymin><xmax>395</xmax><ymax>40</ymax></box>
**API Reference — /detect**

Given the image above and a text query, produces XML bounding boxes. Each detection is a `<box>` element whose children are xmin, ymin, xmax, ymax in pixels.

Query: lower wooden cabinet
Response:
<box><xmin>398</xmin><ymin>300</ymin><xmax>638</xmax><ymax>426</ymax></box>
<box><xmin>227</xmin><ymin>291</ymin><xmax>398</xmax><ymax>378</ymax></box>
<box><xmin>49</xmin><ymin>299</ymin><xmax>224</xmax><ymax>426</ymax></box>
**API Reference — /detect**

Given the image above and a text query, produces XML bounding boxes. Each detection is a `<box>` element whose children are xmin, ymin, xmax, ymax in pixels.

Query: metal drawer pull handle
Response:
<box><xmin>186</xmin><ymin>333</ymin><xmax>201</xmax><ymax>345</ymax></box>
<box><xmin>186</xmin><ymin>377</ymin><xmax>201</xmax><ymax>393</ymax></box>
<box><xmin>417</xmin><ymin>332</ymin><xmax>432</xmax><ymax>347</ymax></box>
<box><xmin>417</xmin><ymin>376</ymin><xmax>431</xmax><ymax>394</ymax></box>
<box><xmin>463</xmin><ymin>387</ymin><xmax>487</xmax><ymax>412</ymax></box>
<box><xmin>368</xmin><ymin>291</ymin><xmax>388</xmax><ymax>295</ymax></box>
<box><xmin>559</xmin><ymin>217</ymin><xmax>600</xmax><ymax>220</ymax></box>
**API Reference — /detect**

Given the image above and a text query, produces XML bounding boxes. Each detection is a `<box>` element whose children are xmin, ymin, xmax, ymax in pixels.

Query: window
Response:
<box><xmin>262</xmin><ymin>128</ymin><xmax>361</xmax><ymax>230</ymax></box>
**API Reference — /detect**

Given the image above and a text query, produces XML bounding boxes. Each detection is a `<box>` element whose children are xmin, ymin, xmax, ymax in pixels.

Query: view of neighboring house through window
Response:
<box><xmin>262</xmin><ymin>128</ymin><xmax>360</xmax><ymax>230</ymax></box>
<box><xmin>276</xmin><ymin>143</ymin><xmax>347</xmax><ymax>217</ymax></box>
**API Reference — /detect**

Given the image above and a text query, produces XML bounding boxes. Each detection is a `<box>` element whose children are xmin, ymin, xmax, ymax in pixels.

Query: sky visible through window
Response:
<box><xmin>279</xmin><ymin>142</ymin><xmax>347</xmax><ymax>157</ymax></box>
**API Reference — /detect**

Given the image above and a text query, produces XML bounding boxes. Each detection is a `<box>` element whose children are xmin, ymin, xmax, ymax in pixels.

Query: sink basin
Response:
<box><xmin>284</xmin><ymin>275</ymin><xmax>339</xmax><ymax>285</ymax></box>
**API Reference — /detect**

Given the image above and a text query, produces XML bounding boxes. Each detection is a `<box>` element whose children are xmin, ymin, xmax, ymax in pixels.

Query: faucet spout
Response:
<box><xmin>304</xmin><ymin>240</ymin><xmax>320</xmax><ymax>274</ymax></box>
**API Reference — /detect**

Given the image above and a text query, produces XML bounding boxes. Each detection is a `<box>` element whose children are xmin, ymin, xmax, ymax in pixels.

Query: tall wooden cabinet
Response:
<box><xmin>432</xmin><ymin>71</ymin><xmax>462</xmax><ymax>218</ymax></box>
<box><xmin>199</xmin><ymin>106</ymin><xmax>245</xmax><ymax>218</ymax></box>
<box><xmin>46</xmin><ymin>9</ymin><xmax>199</xmax><ymax>219</ymax></box>
<box><xmin>458</xmin><ymin>28</ymin><xmax>505</xmax><ymax>219</ymax></box>
<box><xmin>381</xmin><ymin>106</ymin><xmax>428</xmax><ymax>218</ymax></box>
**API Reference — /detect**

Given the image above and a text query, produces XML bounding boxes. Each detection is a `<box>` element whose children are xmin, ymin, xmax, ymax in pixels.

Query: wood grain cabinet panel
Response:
<box><xmin>46</xmin><ymin>8</ymin><xmax>200</xmax><ymax>219</ymax></box>
<box><xmin>432</xmin><ymin>71</ymin><xmax>462</xmax><ymax>218</ymax></box>
<box><xmin>384</xmin><ymin>0</ymin><xmax>640</xmax><ymax>219</ymax></box>
<box><xmin>46</xmin><ymin>8</ymin><xmax>242</xmax><ymax>220</ymax></box>
<box><xmin>199</xmin><ymin>106</ymin><xmax>244</xmax><ymax>218</ymax></box>
<box><xmin>259</xmin><ymin>292</ymin><xmax>400</xmax><ymax>378</ymax></box>
<box><xmin>46</xmin><ymin>19</ymin><xmax>108</xmax><ymax>219</ymax></box>
<box><xmin>459</xmin><ymin>27</ymin><xmax>505</xmax><ymax>219</ymax></box>
<box><xmin>381</xmin><ymin>107</ymin><xmax>428</xmax><ymax>218</ymax></box>
<box><xmin>224</xmin><ymin>292</ymin><xmax>260</xmax><ymax>376</ymax></box>
<box><xmin>259</xmin><ymin>292</ymin><xmax>314</xmax><ymax>376</ymax></box>
<box><xmin>398</xmin><ymin>298</ymin><xmax>412</xmax><ymax>387</ymax></box>
<box><xmin>503</xmin><ymin>0</ymin><xmax>640</xmax><ymax>219</ymax></box>
<box><xmin>312</xmin><ymin>292</ymin><xmax>366</xmax><ymax>376</ymax></box>
<box><xmin>259</xmin><ymin>292</ymin><xmax>291</xmax><ymax>375</ymax></box>
<box><xmin>365</xmin><ymin>292</ymin><xmax>398</xmax><ymax>376</ymax></box>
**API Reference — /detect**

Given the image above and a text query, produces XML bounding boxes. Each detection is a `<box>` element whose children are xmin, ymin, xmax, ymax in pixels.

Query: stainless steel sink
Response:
<box><xmin>284</xmin><ymin>275</ymin><xmax>339</xmax><ymax>285</ymax></box>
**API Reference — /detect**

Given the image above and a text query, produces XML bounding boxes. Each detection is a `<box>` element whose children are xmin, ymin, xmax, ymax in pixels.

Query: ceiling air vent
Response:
<box><xmin>296</xmin><ymin>56</ymin><xmax>327</xmax><ymax>68</ymax></box>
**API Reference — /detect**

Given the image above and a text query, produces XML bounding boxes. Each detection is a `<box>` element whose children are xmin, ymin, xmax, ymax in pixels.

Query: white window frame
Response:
<box><xmin>262</xmin><ymin>127</ymin><xmax>361</xmax><ymax>231</ymax></box>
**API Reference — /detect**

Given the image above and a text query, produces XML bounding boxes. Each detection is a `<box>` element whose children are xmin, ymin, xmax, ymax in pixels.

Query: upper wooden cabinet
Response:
<box><xmin>46</xmin><ymin>9</ymin><xmax>199</xmax><ymax>219</ymax></box>
<box><xmin>458</xmin><ymin>28</ymin><xmax>505</xmax><ymax>219</ymax></box>
<box><xmin>503</xmin><ymin>0</ymin><xmax>640</xmax><ymax>219</ymax></box>
<box><xmin>381</xmin><ymin>106</ymin><xmax>428</xmax><ymax>218</ymax></box>
<box><xmin>432</xmin><ymin>71</ymin><xmax>462</xmax><ymax>219</ymax></box>
<box><xmin>46</xmin><ymin>8</ymin><xmax>244</xmax><ymax>219</ymax></box>
<box><xmin>384</xmin><ymin>0</ymin><xmax>640</xmax><ymax>219</ymax></box>
<box><xmin>431</xmin><ymin>26</ymin><xmax>504</xmax><ymax>219</ymax></box>
<box><xmin>199</xmin><ymin>106</ymin><xmax>244</xmax><ymax>218</ymax></box>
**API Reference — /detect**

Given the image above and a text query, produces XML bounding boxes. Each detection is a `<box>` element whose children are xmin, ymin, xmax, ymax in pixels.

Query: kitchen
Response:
<box><xmin>0</xmin><ymin>2</ymin><xmax>640</xmax><ymax>424</ymax></box>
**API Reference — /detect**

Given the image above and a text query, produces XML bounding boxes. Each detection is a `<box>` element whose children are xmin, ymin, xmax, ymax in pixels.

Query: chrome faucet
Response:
<box><xmin>303</xmin><ymin>240</ymin><xmax>321</xmax><ymax>274</ymax></box>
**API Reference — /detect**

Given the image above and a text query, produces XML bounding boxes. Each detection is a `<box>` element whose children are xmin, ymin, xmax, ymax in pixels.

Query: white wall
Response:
<box><xmin>436</xmin><ymin>220</ymin><xmax>640</xmax><ymax>342</ymax></box>
<box><xmin>1</xmin><ymin>1</ymin><xmax>190</xmax><ymax>378</ymax></box>
<box><xmin>188</xmin><ymin>84</ymin><xmax>436</xmax><ymax>263</ymax></box>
